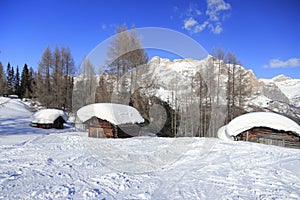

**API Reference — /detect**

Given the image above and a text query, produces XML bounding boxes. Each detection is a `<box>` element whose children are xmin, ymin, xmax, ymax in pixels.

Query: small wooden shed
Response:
<box><xmin>77</xmin><ymin>103</ymin><xmax>144</xmax><ymax>138</ymax></box>
<box><xmin>218</xmin><ymin>112</ymin><xmax>300</xmax><ymax>149</ymax></box>
<box><xmin>31</xmin><ymin>109</ymin><xmax>68</xmax><ymax>129</ymax></box>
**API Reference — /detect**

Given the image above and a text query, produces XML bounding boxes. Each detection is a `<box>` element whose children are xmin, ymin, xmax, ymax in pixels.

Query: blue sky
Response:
<box><xmin>0</xmin><ymin>0</ymin><xmax>300</xmax><ymax>78</ymax></box>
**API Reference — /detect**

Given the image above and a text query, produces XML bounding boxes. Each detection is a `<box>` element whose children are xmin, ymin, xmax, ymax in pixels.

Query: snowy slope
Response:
<box><xmin>272</xmin><ymin>75</ymin><xmax>300</xmax><ymax>99</ymax></box>
<box><xmin>1</xmin><ymin>102</ymin><xmax>300</xmax><ymax>199</ymax></box>
<box><xmin>1</xmin><ymin>132</ymin><xmax>300</xmax><ymax>199</ymax></box>
<box><xmin>0</xmin><ymin>97</ymin><xmax>42</xmax><ymax>135</ymax></box>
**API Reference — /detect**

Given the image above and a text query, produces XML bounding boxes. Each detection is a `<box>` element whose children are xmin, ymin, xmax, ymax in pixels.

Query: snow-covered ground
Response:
<box><xmin>1</xmin><ymin>98</ymin><xmax>300</xmax><ymax>199</ymax></box>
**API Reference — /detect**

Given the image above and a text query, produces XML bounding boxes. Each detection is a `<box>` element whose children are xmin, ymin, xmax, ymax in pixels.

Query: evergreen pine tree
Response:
<box><xmin>0</xmin><ymin>62</ymin><xmax>6</xmax><ymax>95</ymax></box>
<box><xmin>28</xmin><ymin>67</ymin><xmax>35</xmax><ymax>98</ymax></box>
<box><xmin>6</xmin><ymin>63</ymin><xmax>14</xmax><ymax>94</ymax></box>
<box><xmin>20</xmin><ymin>64</ymin><xmax>31</xmax><ymax>98</ymax></box>
<box><xmin>14</xmin><ymin>66</ymin><xmax>20</xmax><ymax>97</ymax></box>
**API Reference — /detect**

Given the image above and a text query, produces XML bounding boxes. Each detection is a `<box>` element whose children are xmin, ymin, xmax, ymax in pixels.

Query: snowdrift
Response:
<box><xmin>0</xmin><ymin>97</ymin><xmax>31</xmax><ymax>114</ymax></box>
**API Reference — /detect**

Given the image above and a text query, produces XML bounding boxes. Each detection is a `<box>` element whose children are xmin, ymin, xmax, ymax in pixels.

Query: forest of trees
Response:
<box><xmin>0</xmin><ymin>62</ymin><xmax>35</xmax><ymax>99</ymax></box>
<box><xmin>0</xmin><ymin>45</ymin><xmax>75</xmax><ymax>112</ymax></box>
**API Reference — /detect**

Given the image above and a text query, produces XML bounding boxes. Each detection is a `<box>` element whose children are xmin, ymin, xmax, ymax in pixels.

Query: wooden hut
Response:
<box><xmin>218</xmin><ymin>112</ymin><xmax>300</xmax><ymax>149</ymax></box>
<box><xmin>77</xmin><ymin>103</ymin><xmax>144</xmax><ymax>138</ymax></box>
<box><xmin>31</xmin><ymin>109</ymin><xmax>68</xmax><ymax>129</ymax></box>
<box><xmin>235</xmin><ymin>127</ymin><xmax>300</xmax><ymax>149</ymax></box>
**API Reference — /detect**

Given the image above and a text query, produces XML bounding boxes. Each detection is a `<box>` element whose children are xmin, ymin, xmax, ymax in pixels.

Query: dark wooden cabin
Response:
<box><xmin>32</xmin><ymin>116</ymin><xmax>66</xmax><ymax>129</ymax></box>
<box><xmin>235</xmin><ymin>127</ymin><xmax>300</xmax><ymax>149</ymax></box>
<box><xmin>85</xmin><ymin>117</ymin><xmax>142</xmax><ymax>138</ymax></box>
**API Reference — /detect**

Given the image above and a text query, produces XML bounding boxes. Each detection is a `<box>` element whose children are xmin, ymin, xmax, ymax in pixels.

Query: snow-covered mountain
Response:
<box><xmin>142</xmin><ymin>56</ymin><xmax>300</xmax><ymax>123</ymax></box>
<box><xmin>260</xmin><ymin>75</ymin><xmax>300</xmax><ymax>107</ymax></box>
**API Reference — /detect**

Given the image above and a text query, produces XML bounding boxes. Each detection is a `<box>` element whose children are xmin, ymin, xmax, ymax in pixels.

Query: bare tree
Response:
<box><xmin>212</xmin><ymin>47</ymin><xmax>225</xmax><ymax>106</ymax></box>
<box><xmin>61</xmin><ymin>46</ymin><xmax>75</xmax><ymax>112</ymax></box>
<box><xmin>95</xmin><ymin>73</ymin><xmax>114</xmax><ymax>103</ymax></box>
<box><xmin>37</xmin><ymin>46</ymin><xmax>53</xmax><ymax>107</ymax></box>
<box><xmin>225</xmin><ymin>51</ymin><xmax>251</xmax><ymax>122</ymax></box>
<box><xmin>52</xmin><ymin>45</ymin><xmax>63</xmax><ymax>108</ymax></box>
<box><xmin>105</xmin><ymin>24</ymin><xmax>148</xmax><ymax>99</ymax></box>
<box><xmin>73</xmin><ymin>58</ymin><xmax>96</xmax><ymax>111</ymax></box>
<box><xmin>225</xmin><ymin>52</ymin><xmax>236</xmax><ymax>123</ymax></box>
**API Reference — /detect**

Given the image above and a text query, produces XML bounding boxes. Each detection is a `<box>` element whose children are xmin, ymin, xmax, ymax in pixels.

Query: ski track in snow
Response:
<box><xmin>1</xmin><ymin>132</ymin><xmax>300</xmax><ymax>199</ymax></box>
<box><xmin>1</xmin><ymin>98</ymin><xmax>300</xmax><ymax>199</ymax></box>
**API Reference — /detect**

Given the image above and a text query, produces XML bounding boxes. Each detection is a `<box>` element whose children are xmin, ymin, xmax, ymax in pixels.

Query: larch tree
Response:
<box><xmin>61</xmin><ymin>46</ymin><xmax>75</xmax><ymax>112</ymax></box>
<box><xmin>38</xmin><ymin>46</ymin><xmax>53</xmax><ymax>107</ymax></box>
<box><xmin>73</xmin><ymin>58</ymin><xmax>96</xmax><ymax>111</ymax></box>
<box><xmin>105</xmin><ymin>24</ymin><xmax>148</xmax><ymax>101</ymax></box>
<box><xmin>212</xmin><ymin>47</ymin><xmax>225</xmax><ymax>106</ymax></box>
<box><xmin>35</xmin><ymin>45</ymin><xmax>75</xmax><ymax>111</ymax></box>
<box><xmin>234</xmin><ymin>62</ymin><xmax>251</xmax><ymax>117</ymax></box>
<box><xmin>225</xmin><ymin>51</ymin><xmax>248</xmax><ymax>123</ymax></box>
<box><xmin>95</xmin><ymin>74</ymin><xmax>114</xmax><ymax>103</ymax></box>
<box><xmin>52</xmin><ymin>45</ymin><xmax>63</xmax><ymax>108</ymax></box>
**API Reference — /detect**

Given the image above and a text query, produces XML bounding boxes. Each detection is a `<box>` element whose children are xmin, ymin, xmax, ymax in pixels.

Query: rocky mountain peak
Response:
<box><xmin>272</xmin><ymin>74</ymin><xmax>292</xmax><ymax>82</ymax></box>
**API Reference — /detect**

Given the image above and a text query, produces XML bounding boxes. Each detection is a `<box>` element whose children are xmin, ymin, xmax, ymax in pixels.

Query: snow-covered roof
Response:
<box><xmin>31</xmin><ymin>109</ymin><xmax>68</xmax><ymax>124</ymax></box>
<box><xmin>77</xmin><ymin>103</ymin><xmax>144</xmax><ymax>126</ymax></box>
<box><xmin>218</xmin><ymin>112</ymin><xmax>300</xmax><ymax>141</ymax></box>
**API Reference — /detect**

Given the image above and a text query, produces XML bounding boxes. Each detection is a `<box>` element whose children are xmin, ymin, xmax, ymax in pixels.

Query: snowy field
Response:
<box><xmin>1</xmin><ymin>97</ymin><xmax>300</xmax><ymax>199</ymax></box>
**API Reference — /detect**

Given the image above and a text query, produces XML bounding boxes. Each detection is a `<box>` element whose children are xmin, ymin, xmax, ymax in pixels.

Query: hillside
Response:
<box><xmin>0</xmin><ymin>99</ymin><xmax>300</xmax><ymax>199</ymax></box>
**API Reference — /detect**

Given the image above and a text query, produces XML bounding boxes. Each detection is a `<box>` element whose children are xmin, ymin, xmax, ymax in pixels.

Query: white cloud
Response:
<box><xmin>183</xmin><ymin>18</ymin><xmax>209</xmax><ymax>34</ymax></box>
<box><xmin>209</xmin><ymin>23</ymin><xmax>222</xmax><ymax>34</ymax></box>
<box><xmin>195</xmin><ymin>21</ymin><xmax>209</xmax><ymax>33</ymax></box>
<box><xmin>265</xmin><ymin>58</ymin><xmax>300</xmax><ymax>68</ymax></box>
<box><xmin>206</xmin><ymin>0</ymin><xmax>231</xmax><ymax>22</ymax></box>
<box><xmin>195</xmin><ymin>9</ymin><xmax>202</xmax><ymax>16</ymax></box>
<box><xmin>183</xmin><ymin>17</ymin><xmax>198</xmax><ymax>30</ymax></box>
<box><xmin>182</xmin><ymin>0</ymin><xmax>231</xmax><ymax>34</ymax></box>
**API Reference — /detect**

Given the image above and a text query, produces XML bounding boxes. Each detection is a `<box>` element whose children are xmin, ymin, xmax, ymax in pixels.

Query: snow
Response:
<box><xmin>31</xmin><ymin>109</ymin><xmax>68</xmax><ymax>124</ymax></box>
<box><xmin>76</xmin><ymin>103</ymin><xmax>144</xmax><ymax>125</ymax></box>
<box><xmin>0</xmin><ymin>97</ymin><xmax>32</xmax><ymax>114</ymax></box>
<box><xmin>218</xmin><ymin>112</ymin><xmax>300</xmax><ymax>141</ymax></box>
<box><xmin>260</xmin><ymin>75</ymin><xmax>300</xmax><ymax>107</ymax></box>
<box><xmin>1</xmin><ymin>99</ymin><xmax>300</xmax><ymax>199</ymax></box>
<box><xmin>247</xmin><ymin>95</ymin><xmax>272</xmax><ymax>108</ymax></box>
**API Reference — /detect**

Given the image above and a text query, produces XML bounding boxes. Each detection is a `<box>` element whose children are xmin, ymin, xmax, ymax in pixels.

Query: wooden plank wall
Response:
<box><xmin>237</xmin><ymin>127</ymin><xmax>300</xmax><ymax>149</ymax></box>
